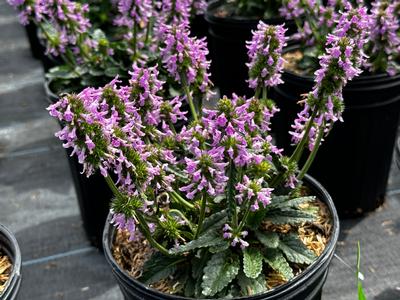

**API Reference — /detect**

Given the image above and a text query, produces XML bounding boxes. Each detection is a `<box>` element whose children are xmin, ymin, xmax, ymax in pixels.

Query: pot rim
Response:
<box><xmin>103</xmin><ymin>174</ymin><xmax>340</xmax><ymax>300</ymax></box>
<box><xmin>282</xmin><ymin>43</ymin><xmax>400</xmax><ymax>83</ymax></box>
<box><xmin>0</xmin><ymin>224</ymin><xmax>21</xmax><ymax>298</ymax></box>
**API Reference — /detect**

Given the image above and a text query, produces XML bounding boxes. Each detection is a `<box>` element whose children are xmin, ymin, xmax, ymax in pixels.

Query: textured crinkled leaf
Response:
<box><xmin>237</xmin><ymin>272</ymin><xmax>267</xmax><ymax>296</ymax></box>
<box><xmin>246</xmin><ymin>209</ymin><xmax>267</xmax><ymax>230</ymax></box>
<box><xmin>201</xmin><ymin>252</ymin><xmax>240</xmax><ymax>297</ymax></box>
<box><xmin>209</xmin><ymin>240</ymin><xmax>230</xmax><ymax>253</ymax></box>
<box><xmin>263</xmin><ymin>249</ymin><xmax>294</xmax><ymax>281</ymax></box>
<box><xmin>201</xmin><ymin>209</ymin><xmax>228</xmax><ymax>233</ymax></box>
<box><xmin>265</xmin><ymin>208</ymin><xmax>316</xmax><ymax>225</ymax></box>
<box><xmin>269</xmin><ymin>195</ymin><xmax>315</xmax><ymax>209</ymax></box>
<box><xmin>169</xmin><ymin>231</ymin><xmax>226</xmax><ymax>254</ymax></box>
<box><xmin>255</xmin><ymin>231</ymin><xmax>280</xmax><ymax>248</ymax></box>
<box><xmin>141</xmin><ymin>252</ymin><xmax>183</xmax><ymax>284</ymax></box>
<box><xmin>278</xmin><ymin>234</ymin><xmax>317</xmax><ymax>265</ymax></box>
<box><xmin>243</xmin><ymin>248</ymin><xmax>264</xmax><ymax>279</ymax></box>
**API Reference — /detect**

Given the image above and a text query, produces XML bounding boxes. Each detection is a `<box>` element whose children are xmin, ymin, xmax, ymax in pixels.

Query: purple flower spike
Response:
<box><xmin>247</xmin><ymin>22</ymin><xmax>287</xmax><ymax>90</ymax></box>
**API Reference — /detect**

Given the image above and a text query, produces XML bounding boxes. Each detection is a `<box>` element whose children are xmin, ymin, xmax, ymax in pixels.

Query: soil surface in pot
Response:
<box><xmin>0</xmin><ymin>252</ymin><xmax>12</xmax><ymax>293</ymax></box>
<box><xmin>111</xmin><ymin>198</ymin><xmax>332</xmax><ymax>297</ymax></box>
<box><xmin>210</xmin><ymin>2</ymin><xmax>276</xmax><ymax>20</ymax></box>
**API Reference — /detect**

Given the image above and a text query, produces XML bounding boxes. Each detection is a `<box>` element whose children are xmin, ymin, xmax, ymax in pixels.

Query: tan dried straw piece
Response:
<box><xmin>0</xmin><ymin>254</ymin><xmax>12</xmax><ymax>293</ymax></box>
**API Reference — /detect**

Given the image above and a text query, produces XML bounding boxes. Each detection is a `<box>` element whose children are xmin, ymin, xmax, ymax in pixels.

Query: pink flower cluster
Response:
<box><xmin>247</xmin><ymin>22</ymin><xmax>287</xmax><ymax>90</ymax></box>
<box><xmin>290</xmin><ymin>7</ymin><xmax>369</xmax><ymax>150</ymax></box>
<box><xmin>160</xmin><ymin>24</ymin><xmax>211</xmax><ymax>95</ymax></box>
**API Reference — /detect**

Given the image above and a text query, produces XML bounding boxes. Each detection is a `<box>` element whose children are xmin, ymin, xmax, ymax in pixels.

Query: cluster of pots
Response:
<box><xmin>7</xmin><ymin>0</ymin><xmax>398</xmax><ymax>299</ymax></box>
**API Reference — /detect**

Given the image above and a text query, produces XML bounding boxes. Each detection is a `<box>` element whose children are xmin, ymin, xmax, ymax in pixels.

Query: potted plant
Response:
<box><xmin>0</xmin><ymin>224</ymin><xmax>21</xmax><ymax>300</ymax></box>
<box><xmin>205</xmin><ymin>0</ymin><xmax>295</xmax><ymax>97</ymax></box>
<box><xmin>48</xmin><ymin>9</ymin><xmax>365</xmax><ymax>297</ymax></box>
<box><xmin>8</xmin><ymin>0</ymin><xmax>211</xmax><ymax>248</ymax></box>
<box><xmin>272</xmin><ymin>0</ymin><xmax>400</xmax><ymax>216</ymax></box>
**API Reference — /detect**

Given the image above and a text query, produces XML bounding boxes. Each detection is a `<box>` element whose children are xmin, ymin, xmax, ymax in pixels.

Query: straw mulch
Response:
<box><xmin>112</xmin><ymin>199</ymin><xmax>332</xmax><ymax>294</ymax></box>
<box><xmin>0</xmin><ymin>253</ymin><xmax>12</xmax><ymax>294</ymax></box>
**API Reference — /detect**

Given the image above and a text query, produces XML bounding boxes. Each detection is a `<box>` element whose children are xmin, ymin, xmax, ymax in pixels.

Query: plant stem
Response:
<box><xmin>181</xmin><ymin>75</ymin><xmax>198</xmax><ymax>122</ymax></box>
<box><xmin>136</xmin><ymin>211</ymin><xmax>171</xmax><ymax>256</ymax></box>
<box><xmin>289</xmin><ymin>108</ymin><xmax>317</xmax><ymax>164</ymax></box>
<box><xmin>227</xmin><ymin>160</ymin><xmax>238</xmax><ymax>228</ymax></box>
<box><xmin>170</xmin><ymin>190</ymin><xmax>196</xmax><ymax>211</ymax></box>
<box><xmin>168</xmin><ymin>120</ymin><xmax>177</xmax><ymax>134</ymax></box>
<box><xmin>298</xmin><ymin>122</ymin><xmax>324</xmax><ymax>180</ymax></box>
<box><xmin>236</xmin><ymin>198</ymin><xmax>252</xmax><ymax>233</ymax></box>
<box><xmin>169</xmin><ymin>209</ymin><xmax>195</xmax><ymax>233</ymax></box>
<box><xmin>104</xmin><ymin>175</ymin><xmax>171</xmax><ymax>256</ymax></box>
<box><xmin>262</xmin><ymin>86</ymin><xmax>267</xmax><ymax>101</ymax></box>
<box><xmin>132</xmin><ymin>23</ymin><xmax>138</xmax><ymax>59</ymax></box>
<box><xmin>104</xmin><ymin>175</ymin><xmax>123</xmax><ymax>199</ymax></box>
<box><xmin>194</xmin><ymin>192</ymin><xmax>207</xmax><ymax>239</ymax></box>
<box><xmin>255</xmin><ymin>87</ymin><xmax>261</xmax><ymax>99</ymax></box>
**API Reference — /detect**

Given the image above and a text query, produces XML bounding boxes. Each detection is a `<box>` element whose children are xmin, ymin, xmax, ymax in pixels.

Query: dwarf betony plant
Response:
<box><xmin>48</xmin><ymin>8</ymin><xmax>365</xmax><ymax>298</ymax></box>
<box><xmin>281</xmin><ymin>0</ymin><xmax>399</xmax><ymax>76</ymax></box>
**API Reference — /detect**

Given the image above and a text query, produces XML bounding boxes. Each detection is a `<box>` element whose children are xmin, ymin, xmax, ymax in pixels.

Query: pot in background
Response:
<box><xmin>272</xmin><ymin>45</ymin><xmax>400</xmax><ymax>216</ymax></box>
<box><xmin>24</xmin><ymin>23</ymin><xmax>44</xmax><ymax>60</ymax></box>
<box><xmin>205</xmin><ymin>0</ymin><xmax>294</xmax><ymax>97</ymax></box>
<box><xmin>0</xmin><ymin>224</ymin><xmax>21</xmax><ymax>300</ymax></box>
<box><xmin>45</xmin><ymin>79</ymin><xmax>113</xmax><ymax>249</ymax></box>
<box><xmin>103</xmin><ymin>175</ymin><xmax>339</xmax><ymax>300</ymax></box>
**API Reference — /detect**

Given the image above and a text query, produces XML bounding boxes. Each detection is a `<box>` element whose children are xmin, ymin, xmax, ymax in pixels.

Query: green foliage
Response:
<box><xmin>243</xmin><ymin>248</ymin><xmax>264</xmax><ymax>279</ymax></box>
<box><xmin>264</xmin><ymin>248</ymin><xmax>294</xmax><ymax>281</ymax></box>
<box><xmin>169</xmin><ymin>211</ymin><xmax>228</xmax><ymax>255</ymax></box>
<box><xmin>265</xmin><ymin>209</ymin><xmax>317</xmax><ymax>225</ymax></box>
<box><xmin>278</xmin><ymin>234</ymin><xmax>317</xmax><ymax>265</ymax></box>
<box><xmin>201</xmin><ymin>252</ymin><xmax>240</xmax><ymax>297</ymax></box>
<box><xmin>237</xmin><ymin>272</ymin><xmax>267</xmax><ymax>296</ymax></box>
<box><xmin>357</xmin><ymin>242</ymin><xmax>367</xmax><ymax>300</ymax></box>
<box><xmin>141</xmin><ymin>252</ymin><xmax>185</xmax><ymax>284</ymax></box>
<box><xmin>255</xmin><ymin>231</ymin><xmax>280</xmax><ymax>248</ymax></box>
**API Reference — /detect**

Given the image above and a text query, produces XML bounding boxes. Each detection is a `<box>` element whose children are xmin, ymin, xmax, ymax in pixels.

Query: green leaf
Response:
<box><xmin>278</xmin><ymin>234</ymin><xmax>317</xmax><ymax>265</ymax></box>
<box><xmin>263</xmin><ymin>248</ymin><xmax>294</xmax><ymax>281</ymax></box>
<box><xmin>246</xmin><ymin>208</ymin><xmax>267</xmax><ymax>230</ymax></box>
<box><xmin>265</xmin><ymin>208</ymin><xmax>316</xmax><ymax>225</ymax></box>
<box><xmin>357</xmin><ymin>242</ymin><xmax>367</xmax><ymax>300</ymax></box>
<box><xmin>191</xmin><ymin>250</ymin><xmax>210</xmax><ymax>279</ymax></box>
<box><xmin>169</xmin><ymin>231</ymin><xmax>226</xmax><ymax>254</ymax></box>
<box><xmin>243</xmin><ymin>248</ymin><xmax>264</xmax><ymax>279</ymax></box>
<box><xmin>255</xmin><ymin>231</ymin><xmax>279</xmax><ymax>248</ymax></box>
<box><xmin>237</xmin><ymin>272</ymin><xmax>267</xmax><ymax>296</ymax></box>
<box><xmin>140</xmin><ymin>252</ymin><xmax>184</xmax><ymax>284</ymax></box>
<box><xmin>46</xmin><ymin>65</ymin><xmax>79</xmax><ymax>79</ymax></box>
<box><xmin>104</xmin><ymin>67</ymin><xmax>121</xmax><ymax>77</ymax></box>
<box><xmin>201</xmin><ymin>252</ymin><xmax>240</xmax><ymax>297</ymax></box>
<box><xmin>269</xmin><ymin>195</ymin><xmax>315</xmax><ymax>209</ymax></box>
<box><xmin>201</xmin><ymin>209</ymin><xmax>228</xmax><ymax>233</ymax></box>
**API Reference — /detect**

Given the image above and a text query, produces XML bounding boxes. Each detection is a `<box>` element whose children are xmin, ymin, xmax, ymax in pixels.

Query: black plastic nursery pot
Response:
<box><xmin>272</xmin><ymin>45</ymin><xmax>400</xmax><ymax>216</ymax></box>
<box><xmin>103</xmin><ymin>175</ymin><xmax>340</xmax><ymax>300</ymax></box>
<box><xmin>24</xmin><ymin>23</ymin><xmax>44</xmax><ymax>60</ymax></box>
<box><xmin>0</xmin><ymin>224</ymin><xmax>21</xmax><ymax>300</ymax></box>
<box><xmin>205</xmin><ymin>0</ymin><xmax>294</xmax><ymax>97</ymax></box>
<box><xmin>396</xmin><ymin>138</ymin><xmax>400</xmax><ymax>170</ymax></box>
<box><xmin>45</xmin><ymin>80</ymin><xmax>113</xmax><ymax>249</ymax></box>
<box><xmin>190</xmin><ymin>14</ymin><xmax>209</xmax><ymax>39</ymax></box>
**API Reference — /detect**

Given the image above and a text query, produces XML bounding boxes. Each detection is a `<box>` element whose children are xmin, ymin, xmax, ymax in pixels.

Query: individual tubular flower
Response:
<box><xmin>160</xmin><ymin>24</ymin><xmax>212</xmax><ymax>95</ymax></box>
<box><xmin>235</xmin><ymin>176</ymin><xmax>273</xmax><ymax>211</ymax></box>
<box><xmin>179</xmin><ymin>146</ymin><xmax>228</xmax><ymax>200</ymax></box>
<box><xmin>367</xmin><ymin>0</ymin><xmax>400</xmax><ymax>75</ymax></box>
<box><xmin>247</xmin><ymin>22</ymin><xmax>287</xmax><ymax>90</ymax></box>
